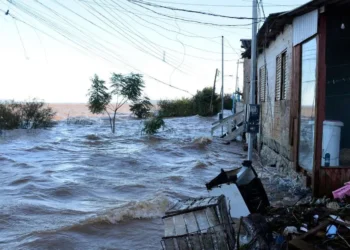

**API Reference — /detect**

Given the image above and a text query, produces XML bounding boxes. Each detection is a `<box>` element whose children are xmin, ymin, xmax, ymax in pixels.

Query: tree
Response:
<box><xmin>87</xmin><ymin>73</ymin><xmax>145</xmax><ymax>133</ymax></box>
<box><xmin>142</xmin><ymin>116</ymin><xmax>165</xmax><ymax>135</ymax></box>
<box><xmin>193</xmin><ymin>87</ymin><xmax>220</xmax><ymax>117</ymax></box>
<box><xmin>130</xmin><ymin>97</ymin><xmax>153</xmax><ymax>118</ymax></box>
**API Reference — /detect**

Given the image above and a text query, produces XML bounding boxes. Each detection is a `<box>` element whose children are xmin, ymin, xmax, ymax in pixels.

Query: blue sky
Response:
<box><xmin>0</xmin><ymin>0</ymin><xmax>309</xmax><ymax>103</ymax></box>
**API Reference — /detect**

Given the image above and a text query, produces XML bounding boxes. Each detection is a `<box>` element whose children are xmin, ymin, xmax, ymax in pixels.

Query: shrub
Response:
<box><xmin>158</xmin><ymin>98</ymin><xmax>195</xmax><ymax>117</ymax></box>
<box><xmin>224</xmin><ymin>94</ymin><xmax>233</xmax><ymax>111</ymax></box>
<box><xmin>142</xmin><ymin>116</ymin><xmax>165</xmax><ymax>135</ymax></box>
<box><xmin>157</xmin><ymin>87</ymin><xmax>221</xmax><ymax>118</ymax></box>
<box><xmin>0</xmin><ymin>101</ymin><xmax>21</xmax><ymax>129</ymax></box>
<box><xmin>0</xmin><ymin>99</ymin><xmax>56</xmax><ymax>130</ymax></box>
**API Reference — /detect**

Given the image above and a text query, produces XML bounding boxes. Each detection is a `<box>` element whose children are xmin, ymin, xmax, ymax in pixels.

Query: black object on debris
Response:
<box><xmin>161</xmin><ymin>195</ymin><xmax>236</xmax><ymax>250</ymax></box>
<box><xmin>206</xmin><ymin>160</ymin><xmax>270</xmax><ymax>215</ymax></box>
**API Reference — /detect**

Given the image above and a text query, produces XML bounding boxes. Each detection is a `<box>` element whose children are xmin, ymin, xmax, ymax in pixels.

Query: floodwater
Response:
<box><xmin>0</xmin><ymin>114</ymin><xmax>246</xmax><ymax>250</ymax></box>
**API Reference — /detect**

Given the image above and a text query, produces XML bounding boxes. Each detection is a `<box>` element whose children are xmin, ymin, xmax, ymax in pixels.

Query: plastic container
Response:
<box><xmin>322</xmin><ymin>120</ymin><xmax>344</xmax><ymax>167</ymax></box>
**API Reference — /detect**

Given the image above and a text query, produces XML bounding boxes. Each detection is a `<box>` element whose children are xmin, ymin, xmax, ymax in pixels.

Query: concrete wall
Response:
<box><xmin>257</xmin><ymin>25</ymin><xmax>294</xmax><ymax>171</ymax></box>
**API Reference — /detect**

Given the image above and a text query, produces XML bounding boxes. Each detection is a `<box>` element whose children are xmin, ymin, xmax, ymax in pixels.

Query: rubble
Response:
<box><xmin>236</xmin><ymin>200</ymin><xmax>350</xmax><ymax>250</ymax></box>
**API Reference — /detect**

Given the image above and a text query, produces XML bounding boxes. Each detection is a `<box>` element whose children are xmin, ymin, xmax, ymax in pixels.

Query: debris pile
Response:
<box><xmin>239</xmin><ymin>198</ymin><xmax>350</xmax><ymax>249</ymax></box>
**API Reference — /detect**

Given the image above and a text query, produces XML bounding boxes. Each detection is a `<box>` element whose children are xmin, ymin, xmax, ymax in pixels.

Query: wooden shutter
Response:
<box><xmin>275</xmin><ymin>55</ymin><xmax>282</xmax><ymax>100</ymax></box>
<box><xmin>281</xmin><ymin>52</ymin><xmax>287</xmax><ymax>100</ymax></box>
<box><xmin>259</xmin><ymin>66</ymin><xmax>266</xmax><ymax>102</ymax></box>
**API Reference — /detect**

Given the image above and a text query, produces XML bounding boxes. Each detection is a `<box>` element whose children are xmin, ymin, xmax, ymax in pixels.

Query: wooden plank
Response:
<box><xmin>318</xmin><ymin>169</ymin><xmax>327</xmax><ymax>198</ymax></box>
<box><xmin>291</xmin><ymin>44</ymin><xmax>302</xmax><ymax>173</ymax></box>
<box><xmin>289</xmin><ymin>239</ymin><xmax>314</xmax><ymax>250</ymax></box>
<box><xmin>297</xmin><ymin>220</ymin><xmax>330</xmax><ymax>240</ymax></box>
<box><xmin>313</xmin><ymin>14</ymin><xmax>327</xmax><ymax>197</ymax></box>
<box><xmin>212</xmin><ymin>111</ymin><xmax>244</xmax><ymax>126</ymax></box>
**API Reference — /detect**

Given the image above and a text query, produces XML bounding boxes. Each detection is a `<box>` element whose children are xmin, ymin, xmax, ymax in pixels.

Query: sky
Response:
<box><xmin>0</xmin><ymin>0</ymin><xmax>309</xmax><ymax>103</ymax></box>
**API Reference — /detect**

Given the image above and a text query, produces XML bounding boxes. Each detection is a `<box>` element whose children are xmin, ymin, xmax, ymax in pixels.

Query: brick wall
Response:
<box><xmin>257</xmin><ymin>25</ymin><xmax>294</xmax><ymax>165</ymax></box>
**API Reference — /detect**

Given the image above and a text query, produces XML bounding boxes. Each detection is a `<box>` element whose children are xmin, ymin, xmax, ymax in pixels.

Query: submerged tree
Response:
<box><xmin>130</xmin><ymin>97</ymin><xmax>153</xmax><ymax>118</ymax></box>
<box><xmin>87</xmin><ymin>73</ymin><xmax>145</xmax><ymax>133</ymax></box>
<box><xmin>142</xmin><ymin>116</ymin><xmax>165</xmax><ymax>135</ymax></box>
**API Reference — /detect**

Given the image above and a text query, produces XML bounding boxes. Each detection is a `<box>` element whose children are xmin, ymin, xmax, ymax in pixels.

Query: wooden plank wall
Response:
<box><xmin>319</xmin><ymin>168</ymin><xmax>350</xmax><ymax>197</ymax></box>
<box><xmin>290</xmin><ymin>45</ymin><xmax>301</xmax><ymax>172</ymax></box>
<box><xmin>313</xmin><ymin>14</ymin><xmax>327</xmax><ymax>197</ymax></box>
<box><xmin>314</xmin><ymin>13</ymin><xmax>350</xmax><ymax>197</ymax></box>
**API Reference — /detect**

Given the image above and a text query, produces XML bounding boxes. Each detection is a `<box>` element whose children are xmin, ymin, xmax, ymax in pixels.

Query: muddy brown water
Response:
<box><xmin>0</xmin><ymin>114</ymin><xmax>247</xmax><ymax>250</ymax></box>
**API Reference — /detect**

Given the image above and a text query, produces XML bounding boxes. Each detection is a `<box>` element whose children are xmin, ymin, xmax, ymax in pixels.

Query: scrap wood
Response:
<box><xmin>328</xmin><ymin>218</ymin><xmax>350</xmax><ymax>229</ymax></box>
<box><xmin>297</xmin><ymin>220</ymin><xmax>330</xmax><ymax>240</ymax></box>
<box><xmin>288</xmin><ymin>239</ymin><xmax>314</xmax><ymax>250</ymax></box>
<box><xmin>236</xmin><ymin>216</ymin><xmax>243</xmax><ymax>249</ymax></box>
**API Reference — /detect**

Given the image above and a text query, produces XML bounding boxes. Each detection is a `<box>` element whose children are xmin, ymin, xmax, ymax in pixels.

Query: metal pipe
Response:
<box><xmin>221</xmin><ymin>36</ymin><xmax>224</xmax><ymax>136</ymax></box>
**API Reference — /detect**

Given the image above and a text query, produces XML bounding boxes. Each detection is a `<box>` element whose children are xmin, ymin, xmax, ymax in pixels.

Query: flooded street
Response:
<box><xmin>0</xmin><ymin>114</ymin><xmax>247</xmax><ymax>250</ymax></box>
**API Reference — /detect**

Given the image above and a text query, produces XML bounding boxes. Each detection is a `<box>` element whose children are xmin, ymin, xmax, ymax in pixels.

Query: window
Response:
<box><xmin>275</xmin><ymin>51</ymin><xmax>287</xmax><ymax>100</ymax></box>
<box><xmin>259</xmin><ymin>65</ymin><xmax>266</xmax><ymax>102</ymax></box>
<box><xmin>298</xmin><ymin>38</ymin><xmax>317</xmax><ymax>171</ymax></box>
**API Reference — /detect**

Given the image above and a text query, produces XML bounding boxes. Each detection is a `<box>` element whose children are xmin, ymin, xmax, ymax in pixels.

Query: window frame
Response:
<box><xmin>275</xmin><ymin>50</ymin><xmax>288</xmax><ymax>101</ymax></box>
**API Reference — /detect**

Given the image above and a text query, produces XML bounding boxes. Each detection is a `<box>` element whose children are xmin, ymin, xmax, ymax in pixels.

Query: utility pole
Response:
<box><xmin>210</xmin><ymin>69</ymin><xmax>219</xmax><ymax>113</ymax></box>
<box><xmin>221</xmin><ymin>36</ymin><xmax>225</xmax><ymax>136</ymax></box>
<box><xmin>235</xmin><ymin>60</ymin><xmax>241</xmax><ymax>92</ymax></box>
<box><xmin>247</xmin><ymin>1</ymin><xmax>258</xmax><ymax>161</ymax></box>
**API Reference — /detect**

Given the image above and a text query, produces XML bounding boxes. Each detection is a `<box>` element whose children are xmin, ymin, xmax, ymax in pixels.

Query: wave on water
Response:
<box><xmin>85</xmin><ymin>134</ymin><xmax>102</xmax><ymax>141</ymax></box>
<box><xmin>24</xmin><ymin>145</ymin><xmax>53</xmax><ymax>152</ymax></box>
<box><xmin>193</xmin><ymin>160</ymin><xmax>208</xmax><ymax>169</ymax></box>
<box><xmin>66</xmin><ymin>192</ymin><xmax>172</xmax><ymax>230</ymax></box>
<box><xmin>192</xmin><ymin>137</ymin><xmax>212</xmax><ymax>146</ymax></box>
<box><xmin>0</xmin><ymin>155</ymin><xmax>16</xmax><ymax>163</ymax></box>
<box><xmin>103</xmin><ymin>193</ymin><xmax>170</xmax><ymax>224</ymax></box>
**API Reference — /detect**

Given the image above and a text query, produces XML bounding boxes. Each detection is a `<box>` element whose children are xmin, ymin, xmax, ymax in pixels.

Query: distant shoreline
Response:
<box><xmin>48</xmin><ymin>103</ymin><xmax>131</xmax><ymax>121</ymax></box>
<box><xmin>48</xmin><ymin>103</ymin><xmax>158</xmax><ymax>121</ymax></box>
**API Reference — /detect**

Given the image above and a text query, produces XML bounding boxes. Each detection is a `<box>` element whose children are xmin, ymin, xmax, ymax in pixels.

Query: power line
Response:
<box><xmin>127</xmin><ymin>0</ymin><xmax>262</xmax><ymax>27</ymax></box>
<box><xmin>80</xmin><ymin>0</ymin><xmax>192</xmax><ymax>72</ymax></box>
<box><xmin>1</xmin><ymin>7</ymin><xmax>194</xmax><ymax>97</ymax></box>
<box><xmin>140</xmin><ymin>0</ymin><xmax>301</xmax><ymax>8</ymax></box>
<box><xmin>106</xmin><ymin>0</ymin><xmax>240</xmax><ymax>61</ymax></box>
<box><xmin>128</xmin><ymin>0</ymin><xmax>264</xmax><ymax>20</ymax></box>
<box><xmin>13</xmin><ymin>18</ymin><xmax>28</xmax><ymax>59</ymax></box>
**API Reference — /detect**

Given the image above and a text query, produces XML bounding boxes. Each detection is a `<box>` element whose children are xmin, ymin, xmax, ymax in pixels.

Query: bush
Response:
<box><xmin>130</xmin><ymin>97</ymin><xmax>153</xmax><ymax>118</ymax></box>
<box><xmin>224</xmin><ymin>94</ymin><xmax>233</xmax><ymax>111</ymax></box>
<box><xmin>158</xmin><ymin>98</ymin><xmax>195</xmax><ymax>117</ymax></box>
<box><xmin>0</xmin><ymin>101</ymin><xmax>21</xmax><ymax>129</ymax></box>
<box><xmin>157</xmin><ymin>87</ymin><xmax>221</xmax><ymax>118</ymax></box>
<box><xmin>0</xmin><ymin>99</ymin><xmax>56</xmax><ymax>130</ymax></box>
<box><xmin>193</xmin><ymin>87</ymin><xmax>220</xmax><ymax>117</ymax></box>
<box><xmin>142</xmin><ymin>116</ymin><xmax>165</xmax><ymax>135</ymax></box>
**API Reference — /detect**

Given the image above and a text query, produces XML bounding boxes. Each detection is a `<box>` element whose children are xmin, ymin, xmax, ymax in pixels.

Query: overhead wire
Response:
<box><xmin>127</xmin><ymin>0</ymin><xmax>262</xmax><ymax>27</ymax></box>
<box><xmin>1</xmin><ymin>5</ymin><xmax>194</xmax><ymax>97</ymax></box>
<box><xmin>138</xmin><ymin>0</ymin><xmax>302</xmax><ymax>8</ymax></box>
<box><xmin>13</xmin><ymin>18</ymin><xmax>28</xmax><ymax>59</ymax></box>
<box><xmin>168</xmin><ymin>9</ymin><xmax>186</xmax><ymax>85</ymax></box>
<box><xmin>83</xmin><ymin>0</ymin><xmax>192</xmax><ymax>72</ymax></box>
<box><xmin>127</xmin><ymin>0</ymin><xmax>264</xmax><ymax>20</ymax></box>
<box><xmin>76</xmin><ymin>0</ymin><xmax>191</xmax><ymax>73</ymax></box>
<box><xmin>106</xmin><ymin>0</ymin><xmax>238</xmax><ymax>62</ymax></box>
<box><xmin>9</xmin><ymin>0</ymin><xmax>130</xmax><ymax>66</ymax></box>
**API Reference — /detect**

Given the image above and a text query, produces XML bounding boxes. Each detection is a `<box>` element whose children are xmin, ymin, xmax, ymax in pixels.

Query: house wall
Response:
<box><xmin>257</xmin><ymin>25</ymin><xmax>294</xmax><ymax>172</ymax></box>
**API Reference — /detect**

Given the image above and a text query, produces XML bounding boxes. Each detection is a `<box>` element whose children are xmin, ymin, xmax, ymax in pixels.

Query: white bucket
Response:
<box><xmin>322</xmin><ymin>120</ymin><xmax>344</xmax><ymax>166</ymax></box>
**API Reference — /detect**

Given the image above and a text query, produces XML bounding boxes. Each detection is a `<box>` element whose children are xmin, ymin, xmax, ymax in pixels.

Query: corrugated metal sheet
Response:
<box><xmin>293</xmin><ymin>10</ymin><xmax>318</xmax><ymax>45</ymax></box>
